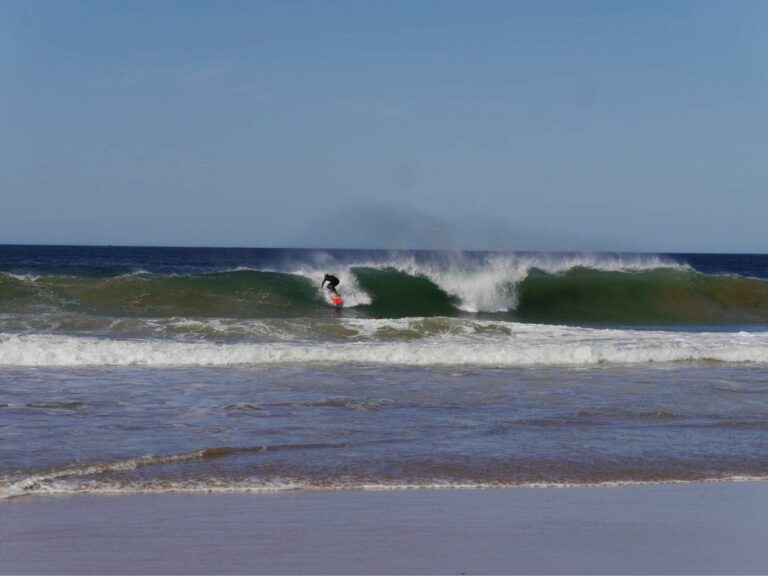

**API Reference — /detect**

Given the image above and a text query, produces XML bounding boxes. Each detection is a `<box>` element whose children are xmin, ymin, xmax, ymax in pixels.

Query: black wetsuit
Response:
<box><xmin>322</xmin><ymin>274</ymin><xmax>340</xmax><ymax>293</ymax></box>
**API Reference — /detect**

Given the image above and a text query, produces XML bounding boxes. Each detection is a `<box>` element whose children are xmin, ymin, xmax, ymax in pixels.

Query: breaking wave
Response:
<box><xmin>1</xmin><ymin>323</ymin><xmax>768</xmax><ymax>367</ymax></box>
<box><xmin>3</xmin><ymin>251</ymin><xmax>768</xmax><ymax>324</ymax></box>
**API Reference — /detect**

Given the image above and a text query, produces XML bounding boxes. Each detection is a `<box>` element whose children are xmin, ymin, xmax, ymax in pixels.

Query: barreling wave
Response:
<box><xmin>3</xmin><ymin>252</ymin><xmax>768</xmax><ymax>324</ymax></box>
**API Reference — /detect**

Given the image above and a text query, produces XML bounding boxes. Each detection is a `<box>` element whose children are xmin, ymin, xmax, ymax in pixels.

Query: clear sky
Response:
<box><xmin>1</xmin><ymin>0</ymin><xmax>767</xmax><ymax>252</ymax></box>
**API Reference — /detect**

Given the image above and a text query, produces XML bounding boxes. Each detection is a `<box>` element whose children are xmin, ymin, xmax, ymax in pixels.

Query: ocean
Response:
<box><xmin>2</xmin><ymin>245</ymin><xmax>768</xmax><ymax>498</ymax></box>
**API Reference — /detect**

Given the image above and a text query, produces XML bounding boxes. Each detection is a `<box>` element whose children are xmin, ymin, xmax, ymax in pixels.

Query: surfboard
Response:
<box><xmin>329</xmin><ymin>292</ymin><xmax>344</xmax><ymax>307</ymax></box>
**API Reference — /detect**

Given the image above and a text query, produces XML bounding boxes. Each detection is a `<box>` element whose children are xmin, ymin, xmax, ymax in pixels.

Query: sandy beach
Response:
<box><xmin>3</xmin><ymin>482</ymin><xmax>768</xmax><ymax>575</ymax></box>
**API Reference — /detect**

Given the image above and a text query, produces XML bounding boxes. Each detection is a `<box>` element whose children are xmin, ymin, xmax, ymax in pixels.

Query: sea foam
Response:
<box><xmin>1</xmin><ymin>323</ymin><xmax>767</xmax><ymax>367</ymax></box>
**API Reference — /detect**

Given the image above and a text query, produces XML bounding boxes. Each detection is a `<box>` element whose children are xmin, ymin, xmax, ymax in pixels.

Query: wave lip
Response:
<box><xmin>2</xmin><ymin>325</ymin><xmax>768</xmax><ymax>367</ymax></box>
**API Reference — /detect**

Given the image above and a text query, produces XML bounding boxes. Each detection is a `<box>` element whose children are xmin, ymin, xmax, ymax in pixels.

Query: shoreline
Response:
<box><xmin>5</xmin><ymin>473</ymin><xmax>768</xmax><ymax>501</ymax></box>
<box><xmin>3</xmin><ymin>481</ymin><xmax>768</xmax><ymax>574</ymax></box>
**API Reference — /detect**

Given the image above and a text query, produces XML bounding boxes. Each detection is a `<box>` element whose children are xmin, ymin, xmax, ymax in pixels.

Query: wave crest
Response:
<box><xmin>3</xmin><ymin>252</ymin><xmax>768</xmax><ymax>323</ymax></box>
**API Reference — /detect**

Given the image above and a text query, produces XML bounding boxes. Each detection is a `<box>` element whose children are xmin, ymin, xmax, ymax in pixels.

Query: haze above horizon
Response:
<box><xmin>2</xmin><ymin>0</ymin><xmax>767</xmax><ymax>252</ymax></box>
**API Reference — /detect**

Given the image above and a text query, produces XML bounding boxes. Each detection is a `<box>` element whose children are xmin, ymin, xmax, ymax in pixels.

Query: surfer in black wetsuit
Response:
<box><xmin>321</xmin><ymin>273</ymin><xmax>340</xmax><ymax>294</ymax></box>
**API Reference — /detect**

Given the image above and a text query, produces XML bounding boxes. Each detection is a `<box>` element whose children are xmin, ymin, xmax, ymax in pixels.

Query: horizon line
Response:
<box><xmin>0</xmin><ymin>243</ymin><xmax>765</xmax><ymax>256</ymax></box>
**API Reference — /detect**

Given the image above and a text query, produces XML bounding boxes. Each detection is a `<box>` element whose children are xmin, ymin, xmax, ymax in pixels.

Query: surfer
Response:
<box><xmin>321</xmin><ymin>273</ymin><xmax>341</xmax><ymax>294</ymax></box>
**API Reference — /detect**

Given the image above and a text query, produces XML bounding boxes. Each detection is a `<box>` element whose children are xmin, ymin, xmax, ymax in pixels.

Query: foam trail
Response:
<box><xmin>0</xmin><ymin>272</ymin><xmax>42</xmax><ymax>282</ymax></box>
<box><xmin>2</xmin><ymin>325</ymin><xmax>767</xmax><ymax>367</ymax></box>
<box><xmin>0</xmin><ymin>449</ymin><xmax>224</xmax><ymax>499</ymax></box>
<box><xmin>0</xmin><ymin>443</ymin><xmax>337</xmax><ymax>499</ymax></box>
<box><xmin>5</xmin><ymin>475</ymin><xmax>768</xmax><ymax>500</ymax></box>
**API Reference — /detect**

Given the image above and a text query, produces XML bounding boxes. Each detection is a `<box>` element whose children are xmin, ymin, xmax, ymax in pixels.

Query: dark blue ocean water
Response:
<box><xmin>2</xmin><ymin>245</ymin><xmax>768</xmax><ymax>278</ymax></box>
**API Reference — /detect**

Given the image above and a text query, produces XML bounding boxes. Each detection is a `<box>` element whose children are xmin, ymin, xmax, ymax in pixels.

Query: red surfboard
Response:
<box><xmin>330</xmin><ymin>293</ymin><xmax>344</xmax><ymax>306</ymax></box>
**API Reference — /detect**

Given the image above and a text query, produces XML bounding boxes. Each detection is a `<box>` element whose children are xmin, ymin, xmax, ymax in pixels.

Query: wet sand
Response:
<box><xmin>2</xmin><ymin>482</ymin><xmax>768</xmax><ymax>574</ymax></box>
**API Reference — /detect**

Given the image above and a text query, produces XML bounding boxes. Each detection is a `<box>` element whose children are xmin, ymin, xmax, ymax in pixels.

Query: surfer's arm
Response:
<box><xmin>320</xmin><ymin>279</ymin><xmax>327</xmax><ymax>288</ymax></box>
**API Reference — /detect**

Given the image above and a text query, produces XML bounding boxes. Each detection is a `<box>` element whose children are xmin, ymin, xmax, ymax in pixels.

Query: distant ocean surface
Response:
<box><xmin>2</xmin><ymin>245</ymin><xmax>768</xmax><ymax>498</ymax></box>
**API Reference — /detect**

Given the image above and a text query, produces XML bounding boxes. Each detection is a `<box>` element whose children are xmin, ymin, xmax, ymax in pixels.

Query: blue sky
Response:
<box><xmin>1</xmin><ymin>0</ymin><xmax>766</xmax><ymax>251</ymax></box>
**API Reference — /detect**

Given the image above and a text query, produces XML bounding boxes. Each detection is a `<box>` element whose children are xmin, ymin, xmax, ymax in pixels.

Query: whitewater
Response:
<box><xmin>2</xmin><ymin>321</ymin><xmax>768</xmax><ymax>367</ymax></box>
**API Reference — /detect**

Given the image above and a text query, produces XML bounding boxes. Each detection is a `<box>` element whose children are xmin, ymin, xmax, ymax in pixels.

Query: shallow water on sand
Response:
<box><xmin>3</xmin><ymin>363</ymin><xmax>768</xmax><ymax>498</ymax></box>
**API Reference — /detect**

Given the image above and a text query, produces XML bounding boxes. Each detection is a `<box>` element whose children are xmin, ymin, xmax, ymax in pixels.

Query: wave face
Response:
<box><xmin>516</xmin><ymin>268</ymin><xmax>768</xmax><ymax>324</ymax></box>
<box><xmin>0</xmin><ymin>270</ymin><xmax>320</xmax><ymax>318</ymax></box>
<box><xmin>3</xmin><ymin>249</ymin><xmax>768</xmax><ymax>324</ymax></box>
